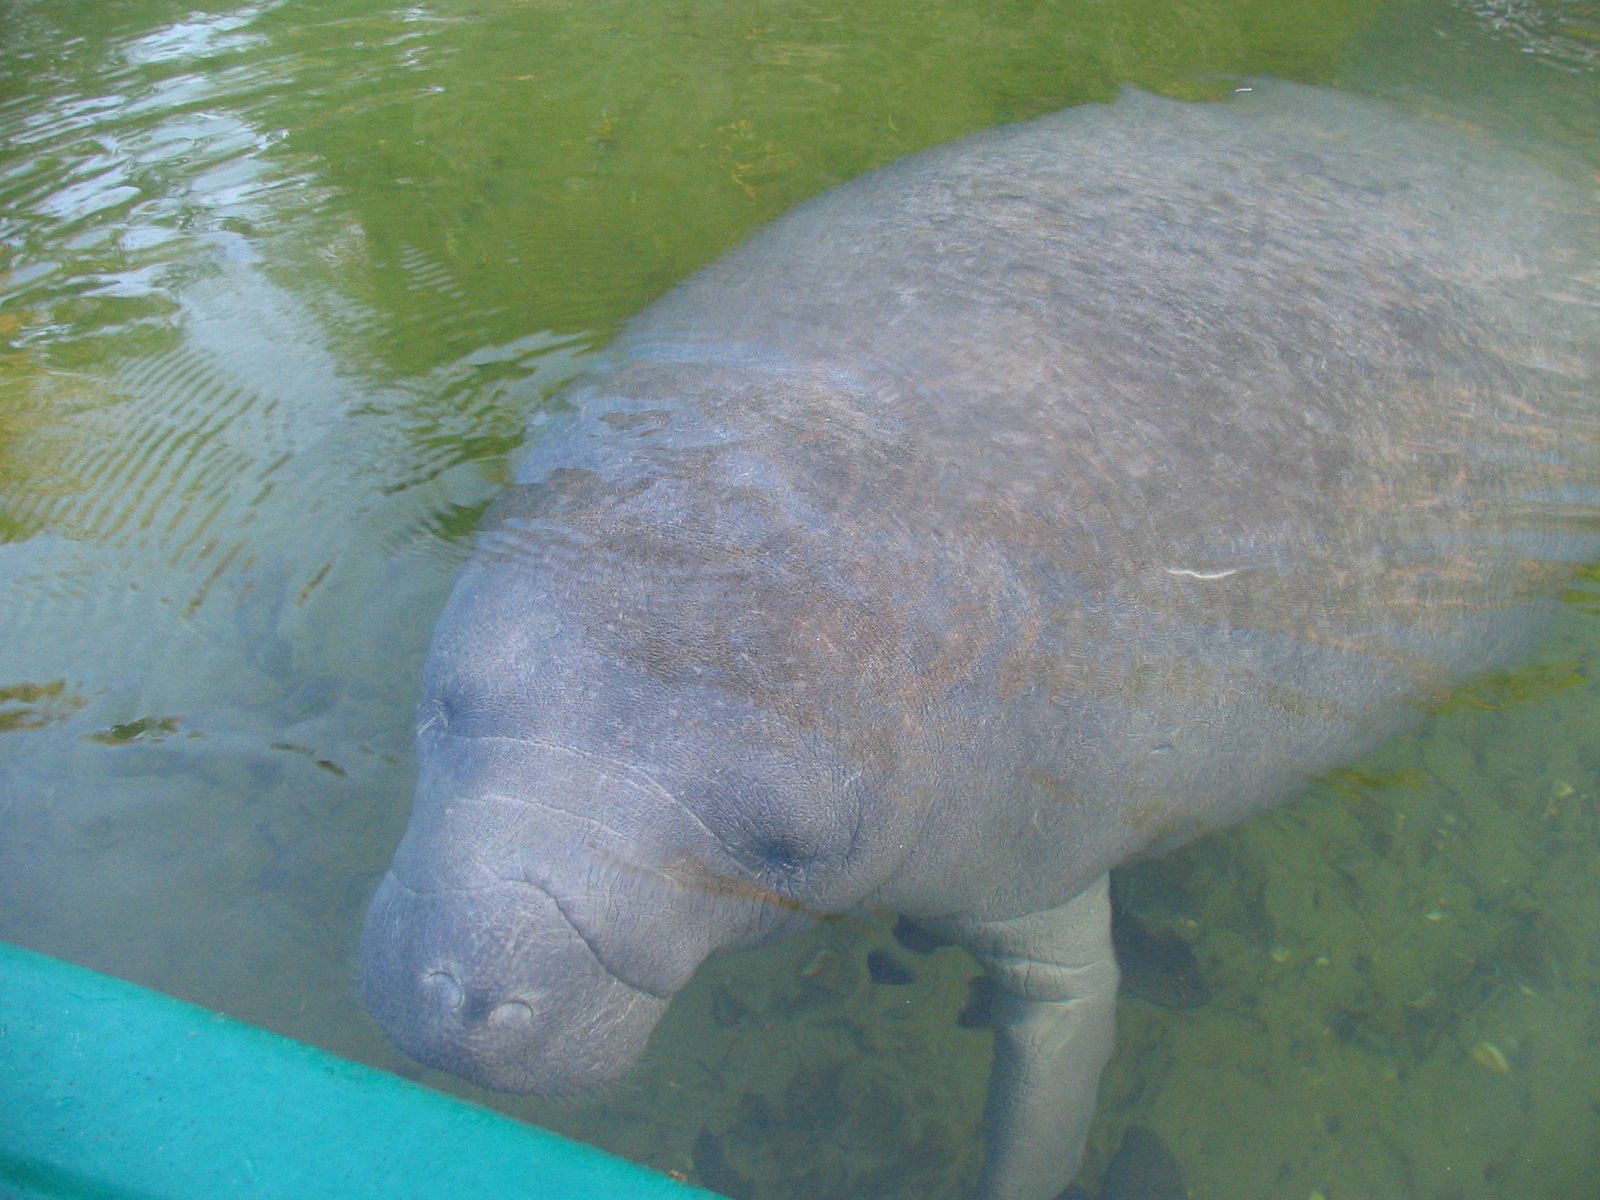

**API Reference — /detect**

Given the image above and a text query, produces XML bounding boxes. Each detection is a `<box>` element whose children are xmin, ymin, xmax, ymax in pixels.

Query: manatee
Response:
<box><xmin>361</xmin><ymin>80</ymin><xmax>1599</xmax><ymax>1200</ymax></box>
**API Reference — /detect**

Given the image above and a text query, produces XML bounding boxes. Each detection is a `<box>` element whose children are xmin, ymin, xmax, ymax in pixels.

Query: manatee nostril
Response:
<box><xmin>423</xmin><ymin>970</ymin><xmax>465</xmax><ymax>1012</ymax></box>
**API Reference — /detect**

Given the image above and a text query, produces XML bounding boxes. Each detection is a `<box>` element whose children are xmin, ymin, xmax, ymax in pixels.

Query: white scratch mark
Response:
<box><xmin>1163</xmin><ymin>566</ymin><xmax>1240</xmax><ymax>581</ymax></box>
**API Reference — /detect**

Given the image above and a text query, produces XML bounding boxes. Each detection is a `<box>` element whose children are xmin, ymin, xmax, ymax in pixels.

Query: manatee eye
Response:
<box><xmin>754</xmin><ymin>834</ymin><xmax>814</xmax><ymax>876</ymax></box>
<box><xmin>697</xmin><ymin>764</ymin><xmax>840</xmax><ymax>882</ymax></box>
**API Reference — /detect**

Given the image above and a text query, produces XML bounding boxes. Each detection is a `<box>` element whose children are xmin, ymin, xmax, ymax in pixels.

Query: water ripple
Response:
<box><xmin>1458</xmin><ymin>0</ymin><xmax>1600</xmax><ymax>70</ymax></box>
<box><xmin>0</xmin><ymin>0</ymin><xmax>576</xmax><ymax>690</ymax></box>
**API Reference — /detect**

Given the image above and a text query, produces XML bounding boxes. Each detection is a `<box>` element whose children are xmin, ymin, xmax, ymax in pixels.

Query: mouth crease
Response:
<box><xmin>393</xmin><ymin>864</ymin><xmax>675</xmax><ymax>1004</ymax></box>
<box><xmin>504</xmin><ymin>868</ymin><xmax>677</xmax><ymax>1004</ymax></box>
<box><xmin>381</xmin><ymin>870</ymin><xmax>671</xmax><ymax>1003</ymax></box>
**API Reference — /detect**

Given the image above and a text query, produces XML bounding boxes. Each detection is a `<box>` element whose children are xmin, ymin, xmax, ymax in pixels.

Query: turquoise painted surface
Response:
<box><xmin>0</xmin><ymin>939</ymin><xmax>718</xmax><ymax>1199</ymax></box>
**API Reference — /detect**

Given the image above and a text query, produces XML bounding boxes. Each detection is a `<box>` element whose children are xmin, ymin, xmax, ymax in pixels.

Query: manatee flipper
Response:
<box><xmin>944</xmin><ymin>875</ymin><xmax>1119</xmax><ymax>1200</ymax></box>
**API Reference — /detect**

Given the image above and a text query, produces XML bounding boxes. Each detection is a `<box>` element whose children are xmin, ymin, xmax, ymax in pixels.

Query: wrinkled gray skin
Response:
<box><xmin>364</xmin><ymin>81</ymin><xmax>1600</xmax><ymax>1200</ymax></box>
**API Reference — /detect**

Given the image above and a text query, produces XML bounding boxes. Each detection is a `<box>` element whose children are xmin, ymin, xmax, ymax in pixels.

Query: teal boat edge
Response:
<box><xmin>0</xmin><ymin>940</ymin><xmax>723</xmax><ymax>1200</ymax></box>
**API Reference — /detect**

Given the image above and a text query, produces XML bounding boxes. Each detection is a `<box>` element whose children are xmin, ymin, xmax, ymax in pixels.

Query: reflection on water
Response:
<box><xmin>1345</xmin><ymin>0</ymin><xmax>1600</xmax><ymax>164</ymax></box>
<box><xmin>0</xmin><ymin>1</ymin><xmax>1597</xmax><ymax>1198</ymax></box>
<box><xmin>0</xmin><ymin>0</ymin><xmax>588</xmax><ymax>1058</ymax></box>
<box><xmin>1461</xmin><ymin>0</ymin><xmax>1600</xmax><ymax>68</ymax></box>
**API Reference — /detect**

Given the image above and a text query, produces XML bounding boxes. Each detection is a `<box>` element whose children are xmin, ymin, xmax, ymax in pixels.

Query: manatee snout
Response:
<box><xmin>361</xmin><ymin>736</ymin><xmax>791</xmax><ymax>1095</ymax></box>
<box><xmin>360</xmin><ymin>869</ymin><xmax>668</xmax><ymax>1095</ymax></box>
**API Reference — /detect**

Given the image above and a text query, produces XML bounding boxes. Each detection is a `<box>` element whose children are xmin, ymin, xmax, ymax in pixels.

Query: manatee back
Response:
<box><xmin>527</xmin><ymin>82</ymin><xmax>1600</xmax><ymax>912</ymax></box>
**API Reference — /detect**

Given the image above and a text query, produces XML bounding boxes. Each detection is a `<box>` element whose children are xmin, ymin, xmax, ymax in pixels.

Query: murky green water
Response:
<box><xmin>2</xmin><ymin>1</ymin><xmax>1597</xmax><ymax>1197</ymax></box>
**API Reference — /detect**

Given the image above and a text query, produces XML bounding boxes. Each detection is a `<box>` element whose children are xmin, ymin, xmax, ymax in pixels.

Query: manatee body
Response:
<box><xmin>362</xmin><ymin>81</ymin><xmax>1599</xmax><ymax>1200</ymax></box>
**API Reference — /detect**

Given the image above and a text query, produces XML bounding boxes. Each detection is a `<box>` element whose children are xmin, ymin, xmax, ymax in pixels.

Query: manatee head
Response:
<box><xmin>361</xmin><ymin>457</ymin><xmax>927</xmax><ymax>1093</ymax></box>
